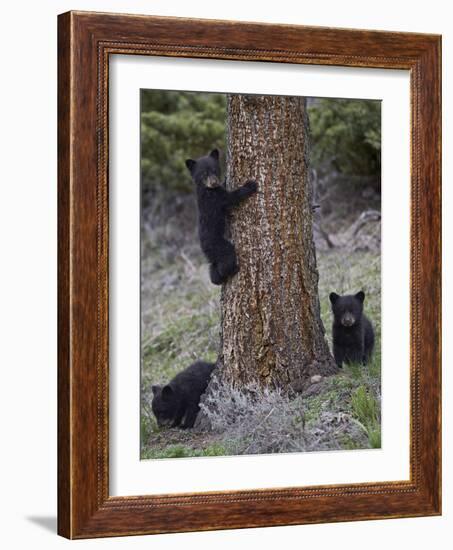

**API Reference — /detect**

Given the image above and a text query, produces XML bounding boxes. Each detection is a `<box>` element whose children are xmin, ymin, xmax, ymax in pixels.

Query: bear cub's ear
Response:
<box><xmin>185</xmin><ymin>159</ymin><xmax>196</xmax><ymax>172</ymax></box>
<box><xmin>209</xmin><ymin>149</ymin><xmax>219</xmax><ymax>160</ymax></box>
<box><xmin>329</xmin><ymin>292</ymin><xmax>340</xmax><ymax>304</ymax></box>
<box><xmin>355</xmin><ymin>291</ymin><xmax>365</xmax><ymax>303</ymax></box>
<box><xmin>151</xmin><ymin>384</ymin><xmax>161</xmax><ymax>395</ymax></box>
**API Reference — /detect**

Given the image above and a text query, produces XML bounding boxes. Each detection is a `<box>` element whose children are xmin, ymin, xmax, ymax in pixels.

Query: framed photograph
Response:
<box><xmin>58</xmin><ymin>11</ymin><xmax>441</xmax><ymax>538</ymax></box>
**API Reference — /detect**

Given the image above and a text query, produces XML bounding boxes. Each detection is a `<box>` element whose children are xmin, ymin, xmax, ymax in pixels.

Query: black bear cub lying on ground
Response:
<box><xmin>329</xmin><ymin>291</ymin><xmax>375</xmax><ymax>368</ymax></box>
<box><xmin>151</xmin><ymin>361</ymin><xmax>216</xmax><ymax>429</ymax></box>
<box><xmin>185</xmin><ymin>149</ymin><xmax>257</xmax><ymax>285</ymax></box>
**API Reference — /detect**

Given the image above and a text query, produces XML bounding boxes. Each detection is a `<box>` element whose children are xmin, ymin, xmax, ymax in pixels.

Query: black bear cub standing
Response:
<box><xmin>329</xmin><ymin>291</ymin><xmax>375</xmax><ymax>368</ymax></box>
<box><xmin>151</xmin><ymin>361</ymin><xmax>216</xmax><ymax>429</ymax></box>
<box><xmin>185</xmin><ymin>149</ymin><xmax>257</xmax><ymax>285</ymax></box>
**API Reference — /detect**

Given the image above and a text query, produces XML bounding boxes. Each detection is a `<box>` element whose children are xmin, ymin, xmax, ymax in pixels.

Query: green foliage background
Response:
<box><xmin>308</xmin><ymin>98</ymin><xmax>381</xmax><ymax>176</ymax></box>
<box><xmin>140</xmin><ymin>91</ymin><xmax>381</xmax><ymax>195</ymax></box>
<box><xmin>141</xmin><ymin>91</ymin><xmax>227</xmax><ymax>193</ymax></box>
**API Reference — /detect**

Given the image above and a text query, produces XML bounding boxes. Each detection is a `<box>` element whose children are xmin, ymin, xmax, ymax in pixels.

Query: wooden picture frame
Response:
<box><xmin>58</xmin><ymin>10</ymin><xmax>441</xmax><ymax>539</ymax></box>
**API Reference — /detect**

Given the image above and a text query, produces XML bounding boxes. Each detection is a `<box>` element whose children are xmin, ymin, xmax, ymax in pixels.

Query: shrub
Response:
<box><xmin>308</xmin><ymin>98</ymin><xmax>381</xmax><ymax>176</ymax></box>
<box><xmin>199</xmin><ymin>380</ymin><xmax>369</xmax><ymax>455</ymax></box>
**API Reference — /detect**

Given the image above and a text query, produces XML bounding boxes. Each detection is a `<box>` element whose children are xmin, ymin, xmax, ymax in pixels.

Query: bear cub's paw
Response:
<box><xmin>244</xmin><ymin>179</ymin><xmax>258</xmax><ymax>193</ymax></box>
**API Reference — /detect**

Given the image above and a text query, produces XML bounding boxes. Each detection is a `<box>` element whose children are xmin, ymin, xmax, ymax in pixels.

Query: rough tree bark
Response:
<box><xmin>219</xmin><ymin>94</ymin><xmax>337</xmax><ymax>391</ymax></box>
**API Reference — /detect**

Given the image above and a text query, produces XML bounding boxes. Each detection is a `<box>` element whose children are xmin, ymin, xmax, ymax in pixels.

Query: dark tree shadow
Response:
<box><xmin>26</xmin><ymin>516</ymin><xmax>57</xmax><ymax>533</ymax></box>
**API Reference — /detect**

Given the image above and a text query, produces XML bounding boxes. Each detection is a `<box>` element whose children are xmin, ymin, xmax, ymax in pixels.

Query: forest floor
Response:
<box><xmin>140</xmin><ymin>181</ymin><xmax>381</xmax><ymax>459</ymax></box>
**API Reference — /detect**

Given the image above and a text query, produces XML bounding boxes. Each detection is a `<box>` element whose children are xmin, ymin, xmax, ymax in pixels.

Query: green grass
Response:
<box><xmin>140</xmin><ymin>232</ymin><xmax>381</xmax><ymax>458</ymax></box>
<box><xmin>351</xmin><ymin>386</ymin><xmax>381</xmax><ymax>448</ymax></box>
<box><xmin>141</xmin><ymin>443</ymin><xmax>228</xmax><ymax>460</ymax></box>
<box><xmin>140</xmin><ymin>240</ymin><xmax>221</xmax><ymax>450</ymax></box>
<box><xmin>311</xmin><ymin>247</ymin><xmax>382</xmax><ymax>449</ymax></box>
<box><xmin>141</xmin><ymin>243</ymin><xmax>220</xmax><ymax>387</ymax></box>
<box><xmin>303</xmin><ymin>373</ymin><xmax>356</xmax><ymax>424</ymax></box>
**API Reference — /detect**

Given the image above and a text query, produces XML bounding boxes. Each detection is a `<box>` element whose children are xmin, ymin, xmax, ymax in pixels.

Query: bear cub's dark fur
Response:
<box><xmin>185</xmin><ymin>149</ymin><xmax>257</xmax><ymax>285</ymax></box>
<box><xmin>329</xmin><ymin>291</ymin><xmax>375</xmax><ymax>368</ymax></box>
<box><xmin>151</xmin><ymin>361</ymin><xmax>216</xmax><ymax>429</ymax></box>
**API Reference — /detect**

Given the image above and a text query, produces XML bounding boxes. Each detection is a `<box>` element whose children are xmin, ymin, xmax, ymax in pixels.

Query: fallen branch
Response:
<box><xmin>314</xmin><ymin>221</ymin><xmax>336</xmax><ymax>249</ymax></box>
<box><xmin>350</xmin><ymin>209</ymin><xmax>381</xmax><ymax>237</ymax></box>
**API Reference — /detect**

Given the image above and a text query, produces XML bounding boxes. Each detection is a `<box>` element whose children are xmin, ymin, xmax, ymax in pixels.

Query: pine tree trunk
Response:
<box><xmin>219</xmin><ymin>94</ymin><xmax>337</xmax><ymax>391</ymax></box>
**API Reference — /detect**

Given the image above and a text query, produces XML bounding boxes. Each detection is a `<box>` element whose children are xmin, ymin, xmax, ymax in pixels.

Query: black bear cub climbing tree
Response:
<box><xmin>220</xmin><ymin>94</ymin><xmax>337</xmax><ymax>391</ymax></box>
